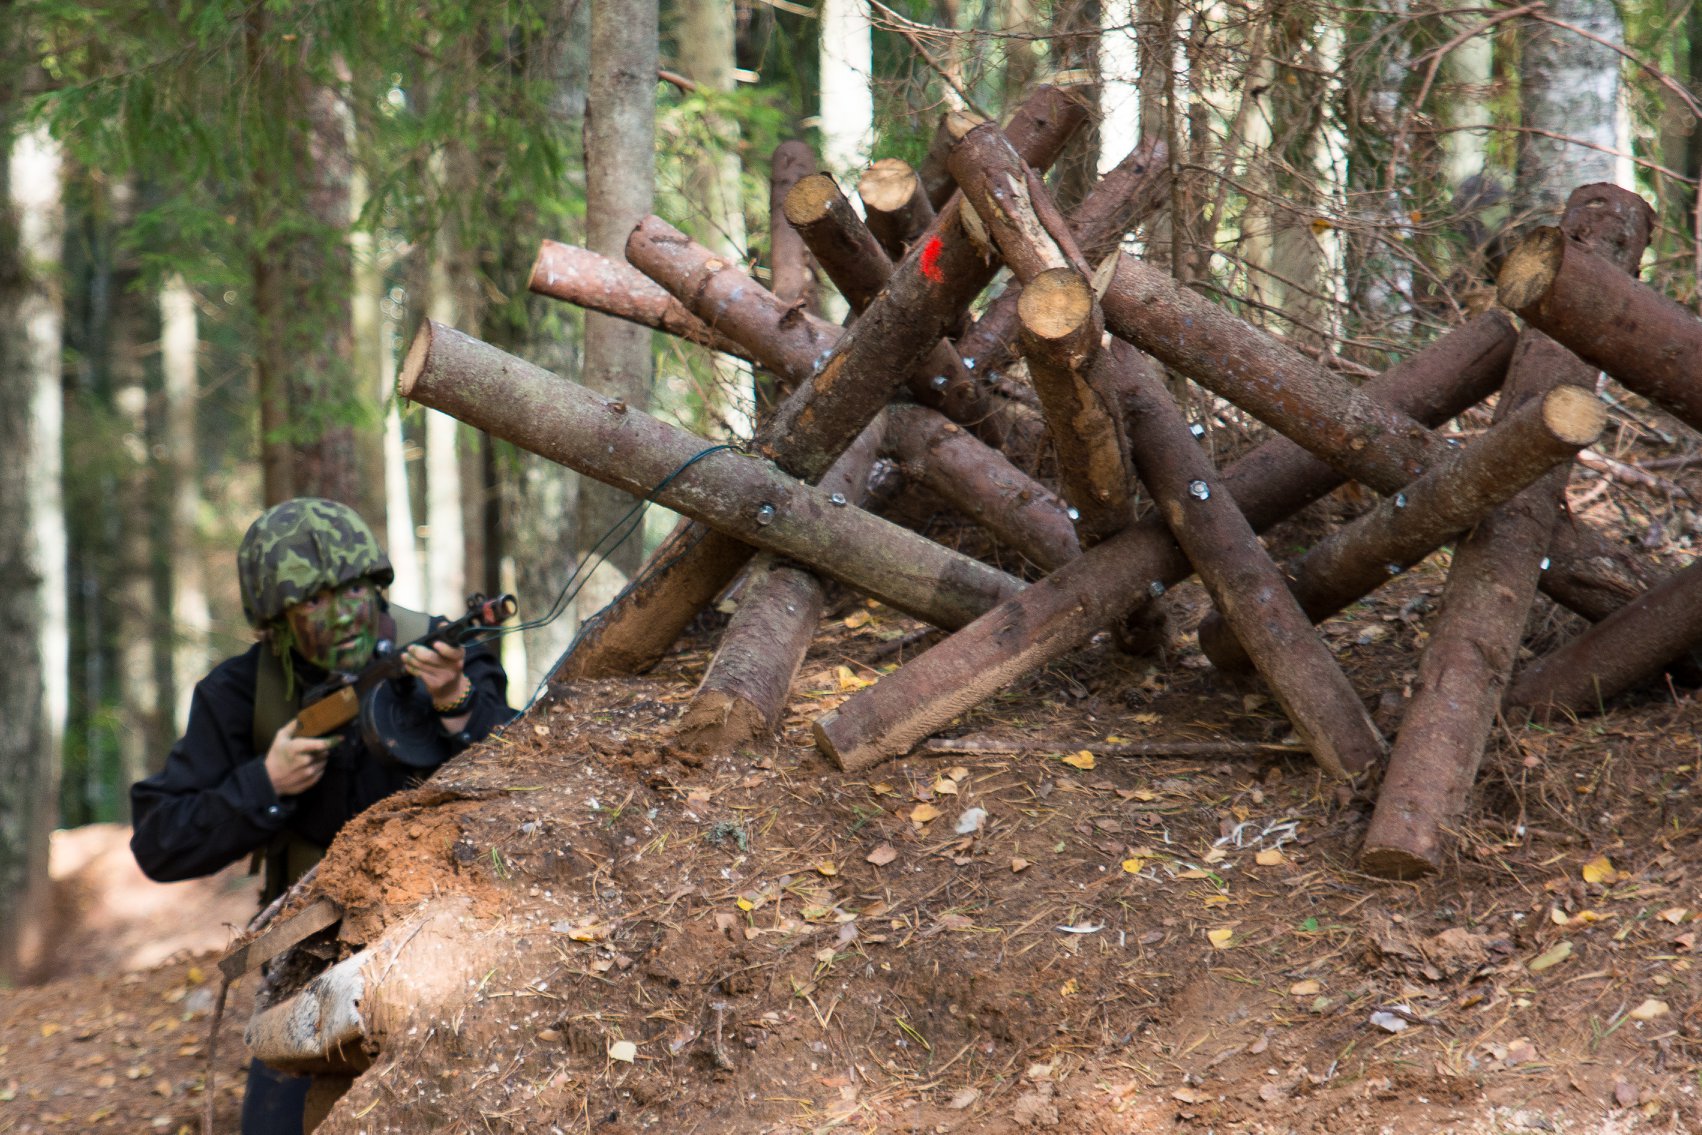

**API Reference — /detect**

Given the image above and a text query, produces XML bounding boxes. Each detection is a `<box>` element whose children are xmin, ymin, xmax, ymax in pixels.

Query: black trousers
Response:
<box><xmin>241</xmin><ymin>1060</ymin><xmax>310</xmax><ymax>1135</ymax></box>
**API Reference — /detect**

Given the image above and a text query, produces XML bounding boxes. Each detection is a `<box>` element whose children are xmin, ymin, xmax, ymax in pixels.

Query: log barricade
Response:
<box><xmin>421</xmin><ymin>128</ymin><xmax>1702</xmax><ymax>878</ymax></box>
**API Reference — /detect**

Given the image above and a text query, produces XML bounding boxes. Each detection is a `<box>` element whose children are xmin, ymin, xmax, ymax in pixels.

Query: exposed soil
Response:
<box><xmin>5</xmin><ymin>397</ymin><xmax>1702</xmax><ymax>1134</ymax></box>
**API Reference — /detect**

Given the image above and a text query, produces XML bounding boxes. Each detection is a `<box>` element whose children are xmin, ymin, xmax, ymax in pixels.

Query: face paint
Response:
<box><xmin>284</xmin><ymin>580</ymin><xmax>379</xmax><ymax>674</ymax></box>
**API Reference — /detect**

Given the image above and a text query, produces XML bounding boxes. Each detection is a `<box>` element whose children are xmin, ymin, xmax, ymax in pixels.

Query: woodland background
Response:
<box><xmin>0</xmin><ymin>0</ymin><xmax>1699</xmax><ymax>982</ymax></box>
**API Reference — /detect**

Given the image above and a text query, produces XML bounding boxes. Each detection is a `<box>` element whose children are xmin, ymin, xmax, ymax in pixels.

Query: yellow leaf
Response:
<box><xmin>1659</xmin><ymin>907</ymin><xmax>1689</xmax><ymax>924</ymax></box>
<box><xmin>1010</xmin><ymin>857</ymin><xmax>1031</xmax><ymax>873</ymax></box>
<box><xmin>736</xmin><ymin>897</ymin><xmax>754</xmax><ymax>912</ymax></box>
<box><xmin>1122</xmin><ymin>857</ymin><xmax>1145</xmax><ymax>874</ymax></box>
<box><xmin>1202</xmin><ymin>895</ymin><xmax>1229</xmax><ymax>906</ymax></box>
<box><xmin>1289</xmin><ymin>979</ymin><xmax>1321</xmax><ymax>997</ymax></box>
<box><xmin>1062</xmin><ymin>751</ymin><xmax>1095</xmax><ymax>770</ymax></box>
<box><xmin>836</xmin><ymin>664</ymin><xmax>873</xmax><ymax>691</ymax></box>
<box><xmin>946</xmin><ymin>766</ymin><xmax>969</xmax><ymax>782</ymax></box>
<box><xmin>910</xmin><ymin>803</ymin><xmax>941</xmax><ymax>824</ymax></box>
<box><xmin>1581</xmin><ymin>855</ymin><xmax>1615</xmax><ymax>884</ymax></box>
<box><xmin>1131</xmin><ymin>713</ymin><xmax>1160</xmax><ymax>724</ymax></box>
<box><xmin>1629</xmin><ymin>999</ymin><xmax>1670</xmax><ymax>1021</ymax></box>
<box><xmin>1550</xmin><ymin>907</ymin><xmax>1571</xmax><ymax>926</ymax></box>
<box><xmin>1060</xmin><ymin>978</ymin><xmax>1079</xmax><ymax>996</ymax></box>
<box><xmin>866</xmin><ymin>844</ymin><xmax>898</xmax><ymax>867</ymax></box>
<box><xmin>1206</xmin><ymin>927</ymin><xmax>1234</xmax><ymax>949</ymax></box>
<box><xmin>816</xmin><ymin>861</ymin><xmax>838</xmax><ymax>877</ymax></box>
<box><xmin>1104</xmin><ymin>735</ymin><xmax>1126</xmax><ymax>743</ymax></box>
<box><xmin>1202</xmin><ymin>848</ymin><xmax>1228</xmax><ymax>864</ymax></box>
<box><xmin>40</xmin><ymin>1022</ymin><xmax>61</xmax><ymax>1038</ymax></box>
<box><xmin>1309</xmin><ymin>217</ymin><xmax>1334</xmax><ymax>235</ymax></box>
<box><xmin>1528</xmin><ymin>940</ymin><xmax>1572</xmax><ymax>972</ymax></box>
<box><xmin>842</xmin><ymin>610</ymin><xmax>871</xmax><ymax>630</ymax></box>
<box><xmin>185</xmin><ymin>965</ymin><xmax>206</xmax><ymax>985</ymax></box>
<box><xmin>932</xmin><ymin>777</ymin><xmax>959</xmax><ymax>795</ymax></box>
<box><xmin>608</xmin><ymin>1040</ymin><xmax>637</xmax><ymax>1063</ymax></box>
<box><xmin>1254</xmin><ymin>849</ymin><xmax>1284</xmax><ymax>866</ymax></box>
<box><xmin>871</xmin><ymin>782</ymin><xmax>896</xmax><ymax>796</ymax></box>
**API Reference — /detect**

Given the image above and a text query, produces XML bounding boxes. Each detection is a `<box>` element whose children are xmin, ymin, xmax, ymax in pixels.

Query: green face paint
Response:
<box><xmin>284</xmin><ymin>579</ymin><xmax>380</xmax><ymax>674</ymax></box>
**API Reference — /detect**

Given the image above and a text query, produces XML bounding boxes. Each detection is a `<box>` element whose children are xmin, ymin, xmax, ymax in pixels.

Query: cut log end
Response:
<box><xmin>1496</xmin><ymin>227</ymin><xmax>1566</xmax><ymax>313</ymax></box>
<box><xmin>674</xmin><ymin>690</ymin><xmax>773</xmax><ymax>755</ymax></box>
<box><xmin>1018</xmin><ymin>267</ymin><xmax>1096</xmax><ymax>341</ymax></box>
<box><xmin>1541</xmin><ymin>384</ymin><xmax>1608</xmax><ymax>446</ymax></box>
<box><xmin>398</xmin><ymin>320</ymin><xmax>439</xmax><ymax>399</ymax></box>
<box><xmin>784</xmin><ymin>173</ymin><xmax>844</xmax><ymax>228</ymax></box>
<box><xmin>1359</xmin><ymin>844</ymin><xmax>1439</xmax><ymax>881</ymax></box>
<box><xmin>858</xmin><ymin>159</ymin><xmax>920</xmax><ymax>213</ymax></box>
<box><xmin>525</xmin><ymin>240</ymin><xmax>561</xmax><ymax>295</ymax></box>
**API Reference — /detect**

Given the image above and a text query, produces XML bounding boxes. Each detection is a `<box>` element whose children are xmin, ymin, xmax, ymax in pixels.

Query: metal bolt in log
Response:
<box><xmin>1016</xmin><ymin>269</ymin><xmax>1131</xmax><ymax>546</ymax></box>
<box><xmin>1361</xmin><ymin>183</ymin><xmax>1652</xmax><ymax>880</ymax></box>
<box><xmin>399</xmin><ymin>322</ymin><xmax>1024</xmax><ymax>631</ymax></box>
<box><xmin>1116</xmin><ymin>341</ymin><xmax>1385</xmax><ymax>778</ymax></box>
<box><xmin>527</xmin><ymin>240</ymin><xmax>754</xmax><ymax>361</ymax></box>
<box><xmin>1200</xmin><ymin>385</ymin><xmax>1607</xmax><ymax>673</ymax></box>
<box><xmin>858</xmin><ymin>158</ymin><xmax>935</xmax><ymax>261</ymax></box>
<box><xmin>883</xmin><ymin>403</ymin><xmax>1080</xmax><ymax>572</ymax></box>
<box><xmin>811</xmin><ymin>311</ymin><xmax>1518</xmax><ymax>772</ymax></box>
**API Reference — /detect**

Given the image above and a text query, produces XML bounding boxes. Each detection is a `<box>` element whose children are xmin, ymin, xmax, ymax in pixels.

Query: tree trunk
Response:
<box><xmin>0</xmin><ymin>115</ymin><xmax>64</xmax><ymax>983</ymax></box>
<box><xmin>577</xmin><ymin>0</ymin><xmax>657</xmax><ymax>619</ymax></box>
<box><xmin>401</xmin><ymin>323</ymin><xmax>1024</xmax><ymax>630</ymax></box>
<box><xmin>768</xmin><ymin>141</ymin><xmax>822</xmax><ymax>318</ymax></box>
<box><xmin>818</xmin><ymin>0</ymin><xmax>874</xmax><ymax>181</ymax></box>
<box><xmin>159</xmin><ymin>274</ymin><xmax>208</xmax><ymax>733</ymax></box>
<box><xmin>1514</xmin><ymin>0</ymin><xmax>1624</xmax><ymax>218</ymax></box>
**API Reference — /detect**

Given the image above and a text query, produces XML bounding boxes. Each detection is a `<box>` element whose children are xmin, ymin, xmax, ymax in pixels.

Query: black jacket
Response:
<box><xmin>130</xmin><ymin>632</ymin><xmax>511</xmax><ymax>883</ymax></box>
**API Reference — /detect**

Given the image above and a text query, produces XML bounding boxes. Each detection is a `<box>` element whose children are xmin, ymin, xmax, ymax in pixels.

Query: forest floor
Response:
<box><xmin>4</xmin><ymin>406</ymin><xmax>1702</xmax><ymax>1134</ymax></box>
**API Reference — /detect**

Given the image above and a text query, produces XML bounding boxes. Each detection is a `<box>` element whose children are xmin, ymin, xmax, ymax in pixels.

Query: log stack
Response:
<box><xmin>399</xmin><ymin>83</ymin><xmax>1702</xmax><ymax>880</ymax></box>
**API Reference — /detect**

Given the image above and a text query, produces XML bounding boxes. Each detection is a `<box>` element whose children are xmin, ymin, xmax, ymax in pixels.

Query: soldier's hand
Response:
<box><xmin>403</xmin><ymin>640</ymin><xmax>468</xmax><ymax>707</ymax></box>
<box><xmin>265</xmin><ymin>719</ymin><xmax>333</xmax><ymax>796</ymax></box>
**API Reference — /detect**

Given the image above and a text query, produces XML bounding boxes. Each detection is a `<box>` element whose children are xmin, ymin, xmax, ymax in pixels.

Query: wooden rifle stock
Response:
<box><xmin>294</xmin><ymin>593</ymin><xmax>517</xmax><ymax>739</ymax></box>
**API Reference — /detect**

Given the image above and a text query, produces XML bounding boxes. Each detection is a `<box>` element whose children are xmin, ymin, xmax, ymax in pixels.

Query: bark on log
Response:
<box><xmin>1506</xmin><ymin>556</ymin><xmax>1702</xmax><ymax>719</ymax></box>
<box><xmin>784</xmin><ymin>173</ymin><xmax>894</xmax><ymax>311</ymax></box>
<box><xmin>883</xmin><ymin>403</ymin><xmax>1080</xmax><ymax>572</ymax></box>
<box><xmin>858</xmin><ymin>158</ymin><xmax>935</xmax><ymax>261</ymax></box>
<box><xmin>769</xmin><ymin>140</ymin><xmax>822</xmax><ymax>312</ymax></box>
<box><xmin>757</xmin><ymin>85</ymin><xmax>1087</xmax><ymax>483</ymax></box>
<box><xmin>528</xmin><ymin>240</ymin><xmax>753</xmax><ymax>361</ymax></box>
<box><xmin>1500</xmin><ymin>227</ymin><xmax>1702</xmax><ymax>427</ymax></box>
<box><xmin>1361</xmin><ymin>185</ymin><xmax>1651</xmax><ymax>879</ymax></box>
<box><xmin>675</xmin><ymin>419</ymin><xmax>885</xmax><ymax>753</ymax></box>
<box><xmin>1116</xmin><ymin>341</ymin><xmax>1386</xmax><ymax>778</ymax></box>
<box><xmin>916</xmin><ymin>110</ymin><xmax>983</xmax><ymax>210</ymax></box>
<box><xmin>1200</xmin><ymin>385</ymin><xmax>1607</xmax><ymax>673</ymax></box>
<box><xmin>810</xmin><ymin>312</ymin><xmax>1518</xmax><ymax>771</ymax></box>
<box><xmin>399</xmin><ymin>322</ymin><xmax>1023</xmax><ymax>630</ymax></box>
<box><xmin>1016</xmin><ymin>269</ymin><xmax>1131</xmax><ymax>546</ymax></box>
<box><xmin>1095</xmin><ymin>251</ymin><xmax>1662</xmax><ymax>622</ymax></box>
<box><xmin>947</xmin><ymin>122</ymin><xmax>1088</xmax><ymax>280</ymax></box>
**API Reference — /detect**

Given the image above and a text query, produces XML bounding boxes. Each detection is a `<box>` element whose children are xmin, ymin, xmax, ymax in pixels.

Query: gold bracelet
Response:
<box><xmin>433</xmin><ymin>678</ymin><xmax>473</xmax><ymax>715</ymax></box>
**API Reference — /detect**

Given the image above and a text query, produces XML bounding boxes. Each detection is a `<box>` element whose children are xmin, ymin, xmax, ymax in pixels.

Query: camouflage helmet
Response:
<box><xmin>237</xmin><ymin>498</ymin><xmax>394</xmax><ymax>627</ymax></box>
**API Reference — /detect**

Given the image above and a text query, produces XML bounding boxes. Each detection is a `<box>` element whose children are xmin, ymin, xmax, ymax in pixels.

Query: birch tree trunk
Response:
<box><xmin>0</xmin><ymin>115</ymin><xmax>65</xmax><ymax>983</ymax></box>
<box><xmin>160</xmin><ymin>274</ymin><xmax>208</xmax><ymax>732</ymax></box>
<box><xmin>1514</xmin><ymin>0</ymin><xmax>1624</xmax><ymax>217</ymax></box>
<box><xmin>577</xmin><ymin>0</ymin><xmax>658</xmax><ymax>621</ymax></box>
<box><xmin>819</xmin><ymin>0</ymin><xmax>874</xmax><ymax>182</ymax></box>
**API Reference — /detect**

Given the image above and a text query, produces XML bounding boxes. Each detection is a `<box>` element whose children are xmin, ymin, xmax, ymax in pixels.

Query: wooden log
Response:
<box><xmin>858</xmin><ymin>158</ymin><xmax>935</xmax><ymax>261</ymax></box>
<box><xmin>1506</xmin><ymin>557</ymin><xmax>1702</xmax><ymax>719</ymax></box>
<box><xmin>528</xmin><ymin>240</ymin><xmax>753</xmax><ymax>361</ymax></box>
<box><xmin>757</xmin><ymin>85</ymin><xmax>1087</xmax><ymax>483</ymax></box>
<box><xmin>768</xmin><ymin>140</ymin><xmax>821</xmax><ymax>312</ymax></box>
<box><xmin>783</xmin><ymin>173</ymin><xmax>893</xmax><ymax>311</ymax></box>
<box><xmin>1498</xmin><ymin>204</ymin><xmax>1701</xmax><ymax>431</ymax></box>
<box><xmin>1200</xmin><ymin>385</ymin><xmax>1607</xmax><ymax>672</ymax></box>
<box><xmin>810</xmin><ymin>312</ymin><xmax>1518</xmax><ymax>771</ymax></box>
<box><xmin>883</xmin><ymin>403</ymin><xmax>1080</xmax><ymax>572</ymax></box>
<box><xmin>399</xmin><ymin>321</ymin><xmax>1024</xmax><ymax>630</ymax></box>
<box><xmin>675</xmin><ymin>418</ymin><xmax>885</xmax><ymax>753</ymax></box>
<box><xmin>1095</xmin><ymin>251</ymin><xmax>1664</xmax><ymax>622</ymax></box>
<box><xmin>1361</xmin><ymin>184</ymin><xmax>1651</xmax><ymax>879</ymax></box>
<box><xmin>1116</xmin><ymin>340</ymin><xmax>1385</xmax><ymax>778</ymax></box>
<box><xmin>916</xmin><ymin>110</ymin><xmax>983</xmax><ymax>210</ymax></box>
<box><xmin>947</xmin><ymin>121</ymin><xmax>1088</xmax><ymax>280</ymax></box>
<box><xmin>1016</xmin><ymin>269</ymin><xmax>1131</xmax><ymax>546</ymax></box>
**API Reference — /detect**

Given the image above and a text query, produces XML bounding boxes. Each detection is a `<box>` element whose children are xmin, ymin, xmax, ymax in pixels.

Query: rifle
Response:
<box><xmin>296</xmin><ymin>593</ymin><xmax>517</xmax><ymax>768</ymax></box>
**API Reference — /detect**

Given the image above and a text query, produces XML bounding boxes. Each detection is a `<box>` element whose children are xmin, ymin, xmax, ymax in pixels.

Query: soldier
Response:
<box><xmin>130</xmin><ymin>497</ymin><xmax>513</xmax><ymax>1134</ymax></box>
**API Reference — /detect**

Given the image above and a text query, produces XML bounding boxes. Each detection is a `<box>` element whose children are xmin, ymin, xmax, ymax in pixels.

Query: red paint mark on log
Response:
<box><xmin>920</xmin><ymin>236</ymin><xmax>946</xmax><ymax>284</ymax></box>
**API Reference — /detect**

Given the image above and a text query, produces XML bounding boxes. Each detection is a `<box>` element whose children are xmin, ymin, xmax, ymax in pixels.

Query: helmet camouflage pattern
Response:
<box><xmin>237</xmin><ymin>498</ymin><xmax>394</xmax><ymax>626</ymax></box>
